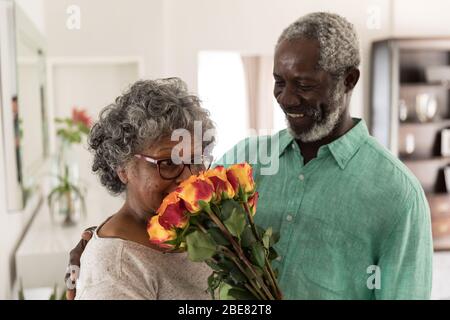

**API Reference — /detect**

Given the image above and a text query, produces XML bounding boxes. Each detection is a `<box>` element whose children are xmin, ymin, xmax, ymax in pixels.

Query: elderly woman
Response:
<box><xmin>74</xmin><ymin>78</ymin><xmax>214</xmax><ymax>300</ymax></box>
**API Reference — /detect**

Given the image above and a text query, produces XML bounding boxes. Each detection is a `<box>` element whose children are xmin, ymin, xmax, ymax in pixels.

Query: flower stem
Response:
<box><xmin>242</xmin><ymin>201</ymin><xmax>283</xmax><ymax>299</ymax></box>
<box><xmin>218</xmin><ymin>245</ymin><xmax>265</xmax><ymax>300</ymax></box>
<box><xmin>203</xmin><ymin>206</ymin><xmax>274</xmax><ymax>300</ymax></box>
<box><xmin>242</xmin><ymin>202</ymin><xmax>261</xmax><ymax>241</ymax></box>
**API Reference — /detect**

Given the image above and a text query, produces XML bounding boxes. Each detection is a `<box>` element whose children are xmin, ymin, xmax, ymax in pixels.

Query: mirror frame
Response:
<box><xmin>0</xmin><ymin>0</ymin><xmax>49</xmax><ymax>212</ymax></box>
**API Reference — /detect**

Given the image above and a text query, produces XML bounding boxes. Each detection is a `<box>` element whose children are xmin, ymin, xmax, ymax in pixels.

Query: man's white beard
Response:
<box><xmin>287</xmin><ymin>80</ymin><xmax>346</xmax><ymax>143</ymax></box>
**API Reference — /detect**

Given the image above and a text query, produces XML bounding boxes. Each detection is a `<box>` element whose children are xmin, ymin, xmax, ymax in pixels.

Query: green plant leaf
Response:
<box><xmin>186</xmin><ymin>230</ymin><xmax>217</xmax><ymax>262</ymax></box>
<box><xmin>205</xmin><ymin>259</ymin><xmax>222</xmax><ymax>272</ymax></box>
<box><xmin>228</xmin><ymin>287</ymin><xmax>257</xmax><ymax>300</ymax></box>
<box><xmin>220</xmin><ymin>199</ymin><xmax>243</xmax><ymax>221</ymax></box>
<box><xmin>250</xmin><ymin>242</ymin><xmax>265</xmax><ymax>268</ymax></box>
<box><xmin>223</xmin><ymin>208</ymin><xmax>246</xmax><ymax>239</ymax></box>
<box><xmin>198</xmin><ymin>200</ymin><xmax>210</xmax><ymax>211</ymax></box>
<box><xmin>268</xmin><ymin>247</ymin><xmax>279</xmax><ymax>261</ymax></box>
<box><xmin>207</xmin><ymin>273</ymin><xmax>221</xmax><ymax>300</ymax></box>
<box><xmin>270</xmin><ymin>231</ymin><xmax>280</xmax><ymax>246</ymax></box>
<box><xmin>216</xmin><ymin>257</ymin><xmax>235</xmax><ymax>271</ymax></box>
<box><xmin>262</xmin><ymin>227</ymin><xmax>272</xmax><ymax>249</ymax></box>
<box><xmin>218</xmin><ymin>283</ymin><xmax>234</xmax><ymax>300</ymax></box>
<box><xmin>18</xmin><ymin>279</ymin><xmax>25</xmax><ymax>300</ymax></box>
<box><xmin>241</xmin><ymin>225</ymin><xmax>257</xmax><ymax>248</ymax></box>
<box><xmin>49</xmin><ymin>284</ymin><xmax>57</xmax><ymax>300</ymax></box>
<box><xmin>208</xmin><ymin>227</ymin><xmax>230</xmax><ymax>246</ymax></box>
<box><xmin>229</xmin><ymin>267</ymin><xmax>247</xmax><ymax>284</ymax></box>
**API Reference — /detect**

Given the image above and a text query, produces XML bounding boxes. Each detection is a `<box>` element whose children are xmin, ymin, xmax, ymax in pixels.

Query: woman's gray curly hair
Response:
<box><xmin>276</xmin><ymin>12</ymin><xmax>360</xmax><ymax>78</ymax></box>
<box><xmin>88</xmin><ymin>78</ymin><xmax>215</xmax><ymax>195</ymax></box>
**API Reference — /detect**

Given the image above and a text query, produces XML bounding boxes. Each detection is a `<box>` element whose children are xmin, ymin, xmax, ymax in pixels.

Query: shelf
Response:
<box><xmin>400</xmin><ymin>119</ymin><xmax>450</xmax><ymax>127</ymax></box>
<box><xmin>400</xmin><ymin>82</ymin><xmax>449</xmax><ymax>88</ymax></box>
<box><xmin>402</xmin><ymin>156</ymin><xmax>450</xmax><ymax>164</ymax></box>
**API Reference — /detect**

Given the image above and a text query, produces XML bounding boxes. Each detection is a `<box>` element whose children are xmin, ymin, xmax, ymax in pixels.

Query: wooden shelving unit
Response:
<box><xmin>371</xmin><ymin>38</ymin><xmax>450</xmax><ymax>250</ymax></box>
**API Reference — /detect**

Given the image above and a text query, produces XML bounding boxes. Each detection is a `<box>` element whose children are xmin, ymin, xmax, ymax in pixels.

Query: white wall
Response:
<box><xmin>163</xmin><ymin>0</ymin><xmax>393</xmax><ymax>123</ymax></box>
<box><xmin>50</xmin><ymin>62</ymin><xmax>140</xmax><ymax>218</ymax></box>
<box><xmin>392</xmin><ymin>0</ymin><xmax>450</xmax><ymax>36</ymax></box>
<box><xmin>44</xmin><ymin>0</ymin><xmax>165</xmax><ymax>79</ymax></box>
<box><xmin>15</xmin><ymin>0</ymin><xmax>45</xmax><ymax>34</ymax></box>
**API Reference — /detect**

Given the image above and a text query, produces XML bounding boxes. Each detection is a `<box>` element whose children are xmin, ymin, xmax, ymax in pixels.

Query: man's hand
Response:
<box><xmin>65</xmin><ymin>226</ymin><xmax>96</xmax><ymax>300</ymax></box>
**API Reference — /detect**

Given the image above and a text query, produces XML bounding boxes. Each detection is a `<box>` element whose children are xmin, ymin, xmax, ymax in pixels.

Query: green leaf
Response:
<box><xmin>207</xmin><ymin>273</ymin><xmax>221</xmax><ymax>300</ymax></box>
<box><xmin>241</xmin><ymin>226</ymin><xmax>257</xmax><ymax>248</ymax></box>
<box><xmin>220</xmin><ymin>199</ymin><xmax>243</xmax><ymax>221</ymax></box>
<box><xmin>49</xmin><ymin>284</ymin><xmax>57</xmax><ymax>300</ymax></box>
<box><xmin>186</xmin><ymin>231</ymin><xmax>217</xmax><ymax>262</ymax></box>
<box><xmin>18</xmin><ymin>279</ymin><xmax>25</xmax><ymax>300</ymax></box>
<box><xmin>268</xmin><ymin>247</ymin><xmax>279</xmax><ymax>261</ymax></box>
<box><xmin>250</xmin><ymin>242</ymin><xmax>266</xmax><ymax>268</ymax></box>
<box><xmin>164</xmin><ymin>239</ymin><xmax>179</xmax><ymax>246</ymax></box>
<box><xmin>219</xmin><ymin>283</ymin><xmax>234</xmax><ymax>300</ymax></box>
<box><xmin>205</xmin><ymin>259</ymin><xmax>222</xmax><ymax>272</ymax></box>
<box><xmin>228</xmin><ymin>287</ymin><xmax>257</xmax><ymax>300</ymax></box>
<box><xmin>262</xmin><ymin>227</ymin><xmax>272</xmax><ymax>249</ymax></box>
<box><xmin>59</xmin><ymin>289</ymin><xmax>67</xmax><ymax>300</ymax></box>
<box><xmin>198</xmin><ymin>200</ymin><xmax>210</xmax><ymax>211</ymax></box>
<box><xmin>223</xmin><ymin>208</ymin><xmax>246</xmax><ymax>239</ymax></box>
<box><xmin>270</xmin><ymin>231</ymin><xmax>280</xmax><ymax>246</ymax></box>
<box><xmin>216</xmin><ymin>257</ymin><xmax>235</xmax><ymax>271</ymax></box>
<box><xmin>208</xmin><ymin>227</ymin><xmax>230</xmax><ymax>246</ymax></box>
<box><xmin>230</xmin><ymin>267</ymin><xmax>247</xmax><ymax>284</ymax></box>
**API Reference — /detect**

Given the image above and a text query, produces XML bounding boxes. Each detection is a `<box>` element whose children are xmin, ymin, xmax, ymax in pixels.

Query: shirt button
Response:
<box><xmin>298</xmin><ymin>174</ymin><xmax>304</xmax><ymax>181</ymax></box>
<box><xmin>286</xmin><ymin>214</ymin><xmax>293</xmax><ymax>222</ymax></box>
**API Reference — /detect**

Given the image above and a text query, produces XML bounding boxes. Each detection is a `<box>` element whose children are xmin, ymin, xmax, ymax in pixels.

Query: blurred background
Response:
<box><xmin>1</xmin><ymin>0</ymin><xmax>450</xmax><ymax>299</ymax></box>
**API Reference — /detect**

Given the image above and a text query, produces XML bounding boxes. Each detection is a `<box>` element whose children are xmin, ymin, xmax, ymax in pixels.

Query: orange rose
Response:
<box><xmin>157</xmin><ymin>192</ymin><xmax>188</xmax><ymax>229</ymax></box>
<box><xmin>226</xmin><ymin>163</ymin><xmax>255</xmax><ymax>194</ymax></box>
<box><xmin>204</xmin><ymin>165</ymin><xmax>235</xmax><ymax>201</ymax></box>
<box><xmin>175</xmin><ymin>173</ymin><xmax>214</xmax><ymax>213</ymax></box>
<box><xmin>247</xmin><ymin>191</ymin><xmax>259</xmax><ymax>217</ymax></box>
<box><xmin>147</xmin><ymin>215</ymin><xmax>177</xmax><ymax>249</ymax></box>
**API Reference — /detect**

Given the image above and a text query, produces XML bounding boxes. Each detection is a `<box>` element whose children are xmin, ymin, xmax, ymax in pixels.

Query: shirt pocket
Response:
<box><xmin>294</xmin><ymin>214</ymin><xmax>368</xmax><ymax>296</ymax></box>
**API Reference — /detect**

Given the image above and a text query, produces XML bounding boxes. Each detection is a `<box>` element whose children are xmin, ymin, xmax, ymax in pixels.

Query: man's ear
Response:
<box><xmin>117</xmin><ymin>166</ymin><xmax>128</xmax><ymax>185</ymax></box>
<box><xmin>344</xmin><ymin>68</ymin><xmax>360</xmax><ymax>93</ymax></box>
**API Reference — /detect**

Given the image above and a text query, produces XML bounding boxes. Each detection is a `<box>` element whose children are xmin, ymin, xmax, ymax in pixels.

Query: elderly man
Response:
<box><xmin>216</xmin><ymin>12</ymin><xmax>432</xmax><ymax>299</ymax></box>
<box><xmin>67</xmin><ymin>12</ymin><xmax>432</xmax><ymax>300</ymax></box>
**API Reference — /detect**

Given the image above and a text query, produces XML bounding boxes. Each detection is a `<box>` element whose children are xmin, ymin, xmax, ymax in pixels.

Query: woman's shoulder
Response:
<box><xmin>79</xmin><ymin>232</ymin><xmax>126</xmax><ymax>280</ymax></box>
<box><xmin>77</xmin><ymin>233</ymin><xmax>159</xmax><ymax>298</ymax></box>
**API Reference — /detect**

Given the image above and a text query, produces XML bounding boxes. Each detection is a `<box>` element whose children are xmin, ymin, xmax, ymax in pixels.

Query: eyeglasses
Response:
<box><xmin>134</xmin><ymin>154</ymin><xmax>214</xmax><ymax>180</ymax></box>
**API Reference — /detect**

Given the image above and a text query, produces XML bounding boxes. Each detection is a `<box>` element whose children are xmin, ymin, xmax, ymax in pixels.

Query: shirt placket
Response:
<box><xmin>273</xmin><ymin>143</ymin><xmax>328</xmax><ymax>285</ymax></box>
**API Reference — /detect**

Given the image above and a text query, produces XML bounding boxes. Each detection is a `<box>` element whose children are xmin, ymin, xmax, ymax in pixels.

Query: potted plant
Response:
<box><xmin>48</xmin><ymin>107</ymin><xmax>91</xmax><ymax>226</ymax></box>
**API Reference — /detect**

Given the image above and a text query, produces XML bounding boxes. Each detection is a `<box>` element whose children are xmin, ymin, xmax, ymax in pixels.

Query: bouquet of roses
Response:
<box><xmin>147</xmin><ymin>162</ymin><xmax>283</xmax><ymax>300</ymax></box>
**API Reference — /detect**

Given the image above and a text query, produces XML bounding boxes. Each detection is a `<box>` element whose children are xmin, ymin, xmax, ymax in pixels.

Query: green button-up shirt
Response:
<box><xmin>215</xmin><ymin>118</ymin><xmax>433</xmax><ymax>299</ymax></box>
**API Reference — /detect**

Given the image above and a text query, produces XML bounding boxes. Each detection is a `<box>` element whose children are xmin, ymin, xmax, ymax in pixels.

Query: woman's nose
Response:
<box><xmin>175</xmin><ymin>166</ymin><xmax>192</xmax><ymax>184</ymax></box>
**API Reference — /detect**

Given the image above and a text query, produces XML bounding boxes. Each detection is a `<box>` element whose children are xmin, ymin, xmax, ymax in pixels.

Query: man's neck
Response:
<box><xmin>296</xmin><ymin>115</ymin><xmax>355</xmax><ymax>165</ymax></box>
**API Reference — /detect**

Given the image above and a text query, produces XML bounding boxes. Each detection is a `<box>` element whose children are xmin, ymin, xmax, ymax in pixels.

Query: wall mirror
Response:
<box><xmin>0</xmin><ymin>0</ymin><xmax>49</xmax><ymax>211</ymax></box>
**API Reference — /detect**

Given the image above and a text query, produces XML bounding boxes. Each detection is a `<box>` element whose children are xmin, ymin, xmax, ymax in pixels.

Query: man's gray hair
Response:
<box><xmin>277</xmin><ymin>12</ymin><xmax>360</xmax><ymax>78</ymax></box>
<box><xmin>88</xmin><ymin>78</ymin><xmax>215</xmax><ymax>194</ymax></box>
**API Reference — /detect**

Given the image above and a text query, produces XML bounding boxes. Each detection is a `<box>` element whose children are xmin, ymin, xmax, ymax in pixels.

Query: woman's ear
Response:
<box><xmin>117</xmin><ymin>166</ymin><xmax>128</xmax><ymax>185</ymax></box>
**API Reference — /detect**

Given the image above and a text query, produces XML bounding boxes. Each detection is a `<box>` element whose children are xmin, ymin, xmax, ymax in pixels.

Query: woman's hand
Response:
<box><xmin>65</xmin><ymin>226</ymin><xmax>96</xmax><ymax>300</ymax></box>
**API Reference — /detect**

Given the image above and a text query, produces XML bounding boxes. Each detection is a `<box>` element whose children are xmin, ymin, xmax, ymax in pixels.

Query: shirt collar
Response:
<box><xmin>278</xmin><ymin>118</ymin><xmax>369</xmax><ymax>170</ymax></box>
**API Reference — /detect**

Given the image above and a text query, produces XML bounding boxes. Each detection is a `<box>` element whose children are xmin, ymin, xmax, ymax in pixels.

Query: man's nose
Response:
<box><xmin>277</xmin><ymin>86</ymin><xmax>301</xmax><ymax>108</ymax></box>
